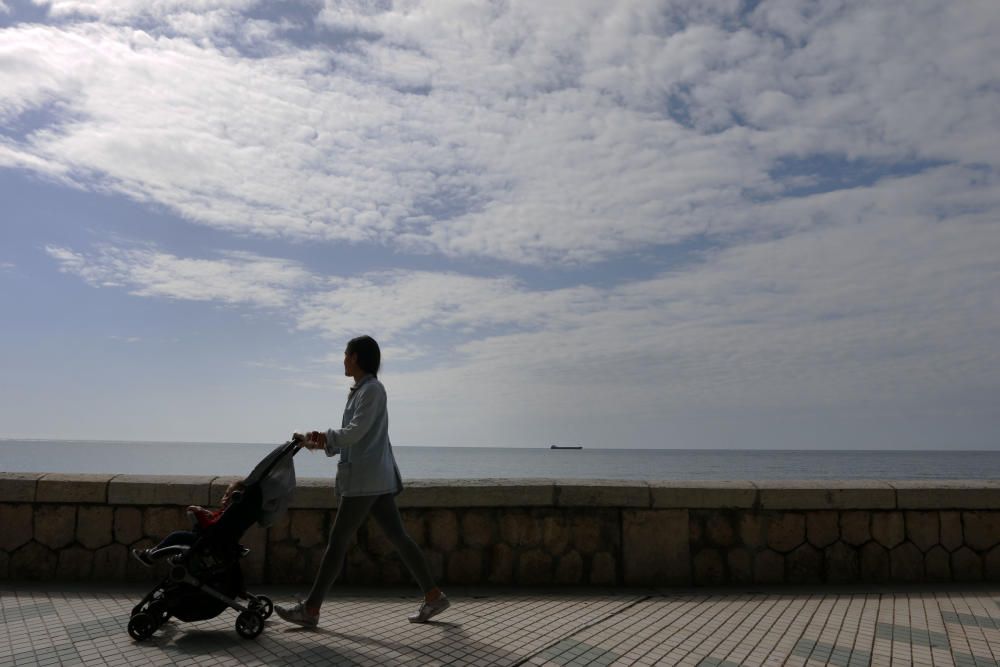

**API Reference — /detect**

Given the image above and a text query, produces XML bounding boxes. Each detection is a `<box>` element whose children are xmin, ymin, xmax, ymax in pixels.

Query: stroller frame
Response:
<box><xmin>128</xmin><ymin>440</ymin><xmax>302</xmax><ymax>641</ymax></box>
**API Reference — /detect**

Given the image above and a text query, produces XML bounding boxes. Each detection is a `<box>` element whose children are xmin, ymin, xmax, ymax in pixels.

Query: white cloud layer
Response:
<box><xmin>46</xmin><ymin>244</ymin><xmax>311</xmax><ymax>306</ymax></box>
<box><xmin>2</xmin><ymin>0</ymin><xmax>998</xmax><ymax>263</ymax></box>
<box><xmin>47</xmin><ymin>159</ymin><xmax>1000</xmax><ymax>425</ymax></box>
<box><xmin>5</xmin><ymin>0</ymin><xmax>999</xmax><ymax>447</ymax></box>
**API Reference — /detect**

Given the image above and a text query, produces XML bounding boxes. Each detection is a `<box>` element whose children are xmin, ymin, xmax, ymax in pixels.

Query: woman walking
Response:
<box><xmin>275</xmin><ymin>335</ymin><xmax>449</xmax><ymax>627</ymax></box>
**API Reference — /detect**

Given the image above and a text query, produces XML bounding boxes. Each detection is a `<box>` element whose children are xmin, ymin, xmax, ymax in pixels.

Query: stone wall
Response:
<box><xmin>2</xmin><ymin>474</ymin><xmax>999</xmax><ymax>586</ymax></box>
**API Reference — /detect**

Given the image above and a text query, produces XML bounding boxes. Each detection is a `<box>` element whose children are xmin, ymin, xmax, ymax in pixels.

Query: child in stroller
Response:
<box><xmin>131</xmin><ymin>479</ymin><xmax>247</xmax><ymax>567</ymax></box>
<box><xmin>127</xmin><ymin>440</ymin><xmax>300</xmax><ymax>641</ymax></box>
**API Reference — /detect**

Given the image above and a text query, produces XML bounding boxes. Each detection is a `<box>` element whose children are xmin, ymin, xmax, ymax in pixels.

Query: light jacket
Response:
<box><xmin>324</xmin><ymin>375</ymin><xmax>403</xmax><ymax>497</ymax></box>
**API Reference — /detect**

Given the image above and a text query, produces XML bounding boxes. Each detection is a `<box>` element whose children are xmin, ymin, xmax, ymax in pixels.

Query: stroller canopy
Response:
<box><xmin>245</xmin><ymin>441</ymin><xmax>299</xmax><ymax>527</ymax></box>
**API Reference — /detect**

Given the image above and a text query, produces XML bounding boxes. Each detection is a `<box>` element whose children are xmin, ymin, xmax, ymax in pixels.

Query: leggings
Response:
<box><xmin>306</xmin><ymin>493</ymin><xmax>436</xmax><ymax>608</ymax></box>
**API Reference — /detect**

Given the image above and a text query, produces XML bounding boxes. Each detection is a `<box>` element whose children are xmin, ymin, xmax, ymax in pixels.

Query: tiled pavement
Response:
<box><xmin>3</xmin><ymin>585</ymin><xmax>1000</xmax><ymax>666</ymax></box>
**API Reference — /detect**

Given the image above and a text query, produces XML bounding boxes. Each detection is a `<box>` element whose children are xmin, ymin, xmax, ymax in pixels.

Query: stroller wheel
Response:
<box><xmin>128</xmin><ymin>612</ymin><xmax>157</xmax><ymax>641</ymax></box>
<box><xmin>235</xmin><ymin>611</ymin><xmax>264</xmax><ymax>639</ymax></box>
<box><xmin>251</xmin><ymin>595</ymin><xmax>274</xmax><ymax>619</ymax></box>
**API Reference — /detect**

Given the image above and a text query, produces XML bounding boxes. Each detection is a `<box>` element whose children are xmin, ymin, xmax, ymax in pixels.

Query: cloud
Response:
<box><xmin>45</xmin><ymin>244</ymin><xmax>312</xmax><ymax>307</ymax></box>
<box><xmin>2</xmin><ymin>1</ymin><xmax>997</xmax><ymax>264</ymax></box>
<box><xmin>46</xmin><ymin>157</ymin><xmax>1000</xmax><ymax>419</ymax></box>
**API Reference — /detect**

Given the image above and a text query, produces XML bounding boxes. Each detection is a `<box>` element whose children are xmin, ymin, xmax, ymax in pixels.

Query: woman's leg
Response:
<box><xmin>369</xmin><ymin>493</ymin><xmax>437</xmax><ymax>595</ymax></box>
<box><xmin>304</xmin><ymin>495</ymin><xmax>379</xmax><ymax>610</ymax></box>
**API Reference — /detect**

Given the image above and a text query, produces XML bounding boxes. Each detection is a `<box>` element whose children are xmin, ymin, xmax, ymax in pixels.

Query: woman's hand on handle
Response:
<box><xmin>293</xmin><ymin>431</ymin><xmax>327</xmax><ymax>451</ymax></box>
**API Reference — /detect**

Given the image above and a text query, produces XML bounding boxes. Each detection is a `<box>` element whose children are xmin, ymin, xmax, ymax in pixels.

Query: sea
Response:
<box><xmin>1</xmin><ymin>439</ymin><xmax>999</xmax><ymax>480</ymax></box>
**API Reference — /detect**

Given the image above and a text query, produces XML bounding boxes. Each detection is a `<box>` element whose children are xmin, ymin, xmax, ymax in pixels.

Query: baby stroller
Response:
<box><xmin>127</xmin><ymin>439</ymin><xmax>302</xmax><ymax>641</ymax></box>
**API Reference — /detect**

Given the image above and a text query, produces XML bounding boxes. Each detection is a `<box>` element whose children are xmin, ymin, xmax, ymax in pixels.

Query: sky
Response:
<box><xmin>1</xmin><ymin>0</ymin><xmax>998</xmax><ymax>449</ymax></box>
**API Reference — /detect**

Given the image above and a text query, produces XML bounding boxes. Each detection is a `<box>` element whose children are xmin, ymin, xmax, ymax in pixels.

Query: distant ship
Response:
<box><xmin>550</xmin><ymin>445</ymin><xmax>583</xmax><ymax>450</ymax></box>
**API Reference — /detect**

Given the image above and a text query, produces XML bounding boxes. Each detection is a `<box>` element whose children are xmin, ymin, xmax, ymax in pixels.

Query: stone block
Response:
<box><xmin>951</xmin><ymin>546</ymin><xmax>982</xmax><ymax>582</ymax></box>
<box><xmin>689</xmin><ymin>517</ymin><xmax>703</xmax><ymax>544</ymax></box>
<box><xmin>622</xmin><ymin>509</ymin><xmax>690</xmax><ymax>585</ymax></box>
<box><xmin>397</xmin><ymin>479</ymin><xmax>555</xmax><ymax>508</ymax></box>
<box><xmin>766</xmin><ymin>513</ymin><xmax>805</xmax><ymax>553</ymax></box>
<box><xmin>924</xmin><ymin>546</ymin><xmax>950</xmax><ymax>582</ymax></box>
<box><xmin>757</xmin><ymin>481</ymin><xmax>894</xmax><ymax>510</ymax></box>
<box><xmin>380</xmin><ymin>560</ymin><xmax>405</xmax><ymax>585</ymax></box>
<box><xmin>590</xmin><ymin>552</ymin><xmax>617</xmax><ymax>585</ymax></box>
<box><xmin>556</xmin><ymin>480</ymin><xmax>649</xmax><ymax>508</ymax></box>
<box><xmin>939</xmin><ymin>511</ymin><xmax>963</xmax><ymax>551</ymax></box>
<box><xmin>905</xmin><ymin>511</ymin><xmax>939</xmax><ymax>552</ymax></box>
<box><xmin>287</xmin><ymin>477</ymin><xmax>337</xmax><ymax>509</ymax></box>
<box><xmin>517</xmin><ymin>549</ymin><xmax>553</xmax><ymax>585</ymax></box>
<box><xmin>447</xmin><ymin>549</ymin><xmax>483</xmax><ymax>585</ymax></box>
<box><xmin>569</xmin><ymin>511</ymin><xmax>618</xmax><ymax>554</ymax></box>
<box><xmin>739</xmin><ymin>514</ymin><xmax>765</xmax><ymax>548</ymax></box>
<box><xmin>114</xmin><ymin>507</ymin><xmax>143</xmax><ymax>545</ymax></box>
<box><xmin>786</xmin><ymin>544</ymin><xmax>823</xmax><ymax>584</ymax></box>
<box><xmin>267</xmin><ymin>542</ymin><xmax>305</xmax><ymax>584</ymax></box>
<box><xmin>806</xmin><ymin>511</ymin><xmax>839</xmax><ymax>549</ymax></box>
<box><xmin>962</xmin><ymin>512</ymin><xmax>1000</xmax><ymax>551</ymax></box>
<box><xmin>290</xmin><ymin>509</ymin><xmax>326</xmax><ymax>548</ymax></box>
<box><xmin>890</xmin><ymin>542</ymin><xmax>923</xmax><ymax>582</ymax></box>
<box><xmin>143</xmin><ymin>506</ymin><xmax>185</xmax><ymax>541</ymax></box>
<box><xmin>429</xmin><ymin>510</ymin><xmax>459</xmax><ymax>552</ymax></box>
<box><xmin>108</xmin><ymin>475</ymin><xmax>214</xmax><ymax>506</ymax></box>
<box><xmin>728</xmin><ymin>548</ymin><xmax>753</xmax><ymax>584</ymax></box>
<box><xmin>92</xmin><ymin>544</ymin><xmax>127</xmax><ymax>581</ymax></box>
<box><xmin>860</xmin><ymin>542</ymin><xmax>889</xmax><ymax>582</ymax></box>
<box><xmin>555</xmin><ymin>551</ymin><xmax>584</xmax><ymax>584</ymax></box>
<box><xmin>34</xmin><ymin>505</ymin><xmax>76</xmax><ymax>549</ymax></box>
<box><xmin>10</xmin><ymin>541</ymin><xmax>57</xmax><ymax>580</ymax></box>
<box><xmin>0</xmin><ymin>504</ymin><xmax>33</xmax><ymax>551</ymax></box>
<box><xmin>402</xmin><ymin>512</ymin><xmax>426</xmax><ymax>547</ymax></box>
<box><xmin>753</xmin><ymin>550</ymin><xmax>784</xmax><ymax>584</ymax></box>
<box><xmin>705</xmin><ymin>514</ymin><xmax>736</xmax><ymax>547</ymax></box>
<box><xmin>463</xmin><ymin>511</ymin><xmax>495</xmax><ymax>549</ymax></box>
<box><xmin>693</xmin><ymin>548</ymin><xmax>725</xmax><ymax>585</ymax></box>
<box><xmin>501</xmin><ymin>512</ymin><xmax>541</xmax><ymax>549</ymax></box>
<box><xmin>871</xmin><ymin>512</ymin><xmax>905</xmax><ymax>549</ymax></box>
<box><xmin>344</xmin><ymin>550</ymin><xmax>379</xmax><ymax>585</ymax></box>
<box><xmin>57</xmin><ymin>546</ymin><xmax>93</xmax><ymax>581</ymax></box>
<box><xmin>840</xmin><ymin>512</ymin><xmax>871</xmax><ymax>546</ymax></box>
<box><xmin>985</xmin><ymin>545</ymin><xmax>1000</xmax><ymax>582</ymax></box>
<box><xmin>267</xmin><ymin>512</ymin><xmax>292</xmax><ymax>543</ymax></box>
<box><xmin>0</xmin><ymin>473</ymin><xmax>43</xmax><ymax>502</ymax></box>
<box><xmin>37</xmin><ymin>474</ymin><xmax>112</xmax><ymax>503</ymax></box>
<box><xmin>76</xmin><ymin>506</ymin><xmax>113</xmax><ymax>549</ymax></box>
<box><xmin>541</xmin><ymin>515</ymin><xmax>569</xmax><ymax>555</ymax></box>
<box><xmin>892</xmin><ymin>481</ymin><xmax>1000</xmax><ymax>510</ymax></box>
<box><xmin>488</xmin><ymin>543</ymin><xmax>514</xmax><ymax>585</ymax></box>
<box><xmin>649</xmin><ymin>481</ymin><xmax>756</xmax><ymax>509</ymax></box>
<box><xmin>825</xmin><ymin>541</ymin><xmax>860</xmax><ymax>584</ymax></box>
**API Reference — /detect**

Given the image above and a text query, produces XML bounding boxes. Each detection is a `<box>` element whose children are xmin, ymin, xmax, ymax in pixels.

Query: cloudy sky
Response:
<box><xmin>1</xmin><ymin>0</ymin><xmax>998</xmax><ymax>449</ymax></box>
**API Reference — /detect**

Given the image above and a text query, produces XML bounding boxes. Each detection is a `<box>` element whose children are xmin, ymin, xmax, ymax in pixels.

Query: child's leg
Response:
<box><xmin>154</xmin><ymin>530</ymin><xmax>198</xmax><ymax>549</ymax></box>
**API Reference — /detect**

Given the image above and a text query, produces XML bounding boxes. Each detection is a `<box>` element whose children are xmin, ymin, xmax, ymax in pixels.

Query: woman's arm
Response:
<box><xmin>327</xmin><ymin>383</ymin><xmax>384</xmax><ymax>451</ymax></box>
<box><xmin>304</xmin><ymin>383</ymin><xmax>384</xmax><ymax>455</ymax></box>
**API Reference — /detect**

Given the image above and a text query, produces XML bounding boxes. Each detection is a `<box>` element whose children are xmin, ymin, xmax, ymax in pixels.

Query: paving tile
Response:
<box><xmin>4</xmin><ymin>585</ymin><xmax>1000</xmax><ymax>665</ymax></box>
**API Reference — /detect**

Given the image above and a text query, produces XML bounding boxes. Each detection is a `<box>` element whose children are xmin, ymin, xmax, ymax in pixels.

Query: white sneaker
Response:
<box><xmin>275</xmin><ymin>601</ymin><xmax>319</xmax><ymax>628</ymax></box>
<box><xmin>408</xmin><ymin>594</ymin><xmax>450</xmax><ymax>623</ymax></box>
